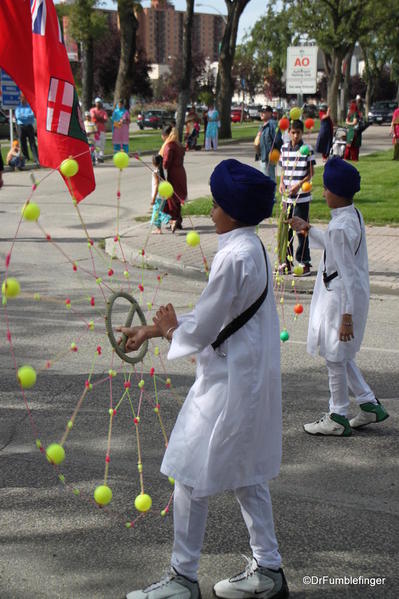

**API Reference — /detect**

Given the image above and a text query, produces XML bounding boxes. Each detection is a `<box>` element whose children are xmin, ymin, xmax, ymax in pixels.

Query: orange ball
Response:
<box><xmin>294</xmin><ymin>303</ymin><xmax>304</xmax><ymax>314</ymax></box>
<box><xmin>269</xmin><ymin>149</ymin><xmax>280</xmax><ymax>164</ymax></box>
<box><xmin>301</xmin><ymin>181</ymin><xmax>312</xmax><ymax>193</ymax></box>
<box><xmin>278</xmin><ymin>117</ymin><xmax>290</xmax><ymax>131</ymax></box>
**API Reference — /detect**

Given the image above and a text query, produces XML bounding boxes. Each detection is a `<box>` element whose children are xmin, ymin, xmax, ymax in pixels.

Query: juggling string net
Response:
<box><xmin>2</xmin><ymin>142</ymin><xmax>307</xmax><ymax>529</ymax></box>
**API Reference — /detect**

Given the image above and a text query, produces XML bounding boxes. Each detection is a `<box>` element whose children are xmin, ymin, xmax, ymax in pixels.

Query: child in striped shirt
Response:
<box><xmin>279</xmin><ymin>119</ymin><xmax>315</xmax><ymax>276</ymax></box>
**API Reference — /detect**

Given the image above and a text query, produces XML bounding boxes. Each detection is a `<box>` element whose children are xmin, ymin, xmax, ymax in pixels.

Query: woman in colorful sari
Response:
<box><xmin>160</xmin><ymin>125</ymin><xmax>187</xmax><ymax>231</ymax></box>
<box><xmin>112</xmin><ymin>100</ymin><xmax>130</xmax><ymax>153</ymax></box>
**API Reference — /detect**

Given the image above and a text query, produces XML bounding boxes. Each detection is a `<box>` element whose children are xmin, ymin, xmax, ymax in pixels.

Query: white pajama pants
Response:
<box><xmin>326</xmin><ymin>358</ymin><xmax>377</xmax><ymax>416</ymax></box>
<box><xmin>205</xmin><ymin>135</ymin><xmax>218</xmax><ymax>151</ymax></box>
<box><xmin>171</xmin><ymin>481</ymin><xmax>281</xmax><ymax>581</ymax></box>
<box><xmin>97</xmin><ymin>131</ymin><xmax>106</xmax><ymax>157</ymax></box>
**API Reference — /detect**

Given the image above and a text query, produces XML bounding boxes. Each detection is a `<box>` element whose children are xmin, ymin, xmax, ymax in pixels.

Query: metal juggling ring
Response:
<box><xmin>105</xmin><ymin>291</ymin><xmax>148</xmax><ymax>364</ymax></box>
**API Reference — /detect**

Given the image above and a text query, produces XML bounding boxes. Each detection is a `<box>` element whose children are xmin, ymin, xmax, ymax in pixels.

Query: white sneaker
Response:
<box><xmin>349</xmin><ymin>399</ymin><xmax>389</xmax><ymax>429</ymax></box>
<box><xmin>303</xmin><ymin>413</ymin><xmax>352</xmax><ymax>436</ymax></box>
<box><xmin>126</xmin><ymin>568</ymin><xmax>201</xmax><ymax>599</ymax></box>
<box><xmin>213</xmin><ymin>557</ymin><xmax>289</xmax><ymax>598</ymax></box>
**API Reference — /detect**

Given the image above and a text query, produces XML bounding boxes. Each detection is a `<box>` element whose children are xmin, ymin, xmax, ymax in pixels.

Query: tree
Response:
<box><xmin>60</xmin><ymin>1</ymin><xmax>107</xmax><ymax>112</ymax></box>
<box><xmin>216</xmin><ymin>0</ymin><xmax>252</xmax><ymax>139</ymax></box>
<box><xmin>233</xmin><ymin>45</ymin><xmax>263</xmax><ymax>102</ymax></box>
<box><xmin>289</xmin><ymin>0</ymin><xmax>368</xmax><ymax>122</ymax></box>
<box><xmin>113</xmin><ymin>1</ymin><xmax>141</xmax><ymax>105</ymax></box>
<box><xmin>175</xmin><ymin>0</ymin><xmax>195</xmax><ymax>142</ymax></box>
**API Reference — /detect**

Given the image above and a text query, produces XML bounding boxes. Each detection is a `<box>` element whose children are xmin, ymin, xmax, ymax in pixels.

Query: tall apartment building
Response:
<box><xmin>137</xmin><ymin>0</ymin><xmax>225</xmax><ymax>65</ymax></box>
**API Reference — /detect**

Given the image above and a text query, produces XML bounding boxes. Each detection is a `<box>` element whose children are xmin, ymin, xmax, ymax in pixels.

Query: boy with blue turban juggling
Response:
<box><xmin>289</xmin><ymin>157</ymin><xmax>389</xmax><ymax>436</ymax></box>
<box><xmin>120</xmin><ymin>159</ymin><xmax>289</xmax><ymax>599</ymax></box>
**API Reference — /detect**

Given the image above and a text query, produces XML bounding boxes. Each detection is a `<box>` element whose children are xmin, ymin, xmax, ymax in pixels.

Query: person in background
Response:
<box><xmin>6</xmin><ymin>140</ymin><xmax>25</xmax><ymax>170</ymax></box>
<box><xmin>161</xmin><ymin>124</ymin><xmax>187</xmax><ymax>232</ymax></box>
<box><xmin>150</xmin><ymin>154</ymin><xmax>171</xmax><ymax>234</ymax></box>
<box><xmin>15</xmin><ymin>95</ymin><xmax>39</xmax><ymax>166</ymax></box>
<box><xmin>316</xmin><ymin>106</ymin><xmax>334</xmax><ymax>161</ymax></box>
<box><xmin>0</xmin><ymin>144</ymin><xmax>4</xmax><ymax>188</ymax></box>
<box><xmin>255</xmin><ymin>105</ymin><xmax>282</xmax><ymax>182</ymax></box>
<box><xmin>390</xmin><ymin>104</ymin><xmax>399</xmax><ymax>161</ymax></box>
<box><xmin>318</xmin><ymin>103</ymin><xmax>328</xmax><ymax>120</ymax></box>
<box><xmin>344</xmin><ymin>100</ymin><xmax>362</xmax><ymax>161</ymax></box>
<box><xmin>84</xmin><ymin>111</ymin><xmax>98</xmax><ymax>165</ymax></box>
<box><xmin>90</xmin><ymin>97</ymin><xmax>108</xmax><ymax>162</ymax></box>
<box><xmin>111</xmin><ymin>99</ymin><xmax>130</xmax><ymax>154</ymax></box>
<box><xmin>205</xmin><ymin>102</ymin><xmax>220</xmax><ymax>151</ymax></box>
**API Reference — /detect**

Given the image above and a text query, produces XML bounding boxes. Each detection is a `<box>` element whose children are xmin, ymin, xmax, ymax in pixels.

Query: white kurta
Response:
<box><xmin>161</xmin><ymin>227</ymin><xmax>282</xmax><ymax>497</ymax></box>
<box><xmin>307</xmin><ymin>205</ymin><xmax>369</xmax><ymax>362</ymax></box>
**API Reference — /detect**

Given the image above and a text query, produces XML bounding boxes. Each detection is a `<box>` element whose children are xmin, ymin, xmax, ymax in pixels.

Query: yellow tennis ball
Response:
<box><xmin>289</xmin><ymin>106</ymin><xmax>301</xmax><ymax>120</ymax></box>
<box><xmin>158</xmin><ymin>181</ymin><xmax>174</xmax><ymax>199</ymax></box>
<box><xmin>113</xmin><ymin>151</ymin><xmax>129</xmax><ymax>169</ymax></box>
<box><xmin>186</xmin><ymin>231</ymin><xmax>200</xmax><ymax>247</ymax></box>
<box><xmin>134</xmin><ymin>493</ymin><xmax>152</xmax><ymax>512</ymax></box>
<box><xmin>168</xmin><ymin>476</ymin><xmax>175</xmax><ymax>486</ymax></box>
<box><xmin>46</xmin><ymin>443</ymin><xmax>66</xmax><ymax>465</ymax></box>
<box><xmin>293</xmin><ymin>265</ymin><xmax>304</xmax><ymax>276</ymax></box>
<box><xmin>94</xmin><ymin>485</ymin><xmax>113</xmax><ymax>506</ymax></box>
<box><xmin>17</xmin><ymin>365</ymin><xmax>37</xmax><ymax>389</ymax></box>
<box><xmin>60</xmin><ymin>158</ymin><xmax>79</xmax><ymax>178</ymax></box>
<box><xmin>2</xmin><ymin>278</ymin><xmax>20</xmax><ymax>298</ymax></box>
<box><xmin>21</xmin><ymin>202</ymin><xmax>40</xmax><ymax>221</ymax></box>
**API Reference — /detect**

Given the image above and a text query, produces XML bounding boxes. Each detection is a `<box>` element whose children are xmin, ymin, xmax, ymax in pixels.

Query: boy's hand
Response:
<box><xmin>339</xmin><ymin>316</ymin><xmax>354</xmax><ymax>342</ymax></box>
<box><xmin>288</xmin><ymin>216</ymin><xmax>310</xmax><ymax>233</ymax></box>
<box><xmin>289</xmin><ymin>183</ymin><xmax>301</xmax><ymax>197</ymax></box>
<box><xmin>117</xmin><ymin>326</ymin><xmax>149</xmax><ymax>352</ymax></box>
<box><xmin>153</xmin><ymin>304</ymin><xmax>178</xmax><ymax>339</ymax></box>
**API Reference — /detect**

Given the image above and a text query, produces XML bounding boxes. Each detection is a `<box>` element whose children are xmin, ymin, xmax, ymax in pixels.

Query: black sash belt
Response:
<box><xmin>323</xmin><ymin>208</ymin><xmax>362</xmax><ymax>289</ymax></box>
<box><xmin>212</xmin><ymin>241</ymin><xmax>268</xmax><ymax>350</ymax></box>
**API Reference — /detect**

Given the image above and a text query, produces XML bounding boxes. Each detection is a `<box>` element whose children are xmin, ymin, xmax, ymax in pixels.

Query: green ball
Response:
<box><xmin>293</xmin><ymin>265</ymin><xmax>304</xmax><ymax>276</ymax></box>
<box><xmin>289</xmin><ymin>106</ymin><xmax>301</xmax><ymax>120</ymax></box>
<box><xmin>94</xmin><ymin>485</ymin><xmax>113</xmax><ymax>506</ymax></box>
<box><xmin>60</xmin><ymin>158</ymin><xmax>79</xmax><ymax>178</ymax></box>
<box><xmin>299</xmin><ymin>145</ymin><xmax>310</xmax><ymax>156</ymax></box>
<box><xmin>21</xmin><ymin>202</ymin><xmax>40</xmax><ymax>221</ymax></box>
<box><xmin>2</xmin><ymin>277</ymin><xmax>21</xmax><ymax>298</ymax></box>
<box><xmin>46</xmin><ymin>443</ymin><xmax>66</xmax><ymax>465</ymax></box>
<box><xmin>113</xmin><ymin>151</ymin><xmax>129</xmax><ymax>169</ymax></box>
<box><xmin>280</xmin><ymin>330</ymin><xmax>290</xmax><ymax>342</ymax></box>
<box><xmin>186</xmin><ymin>231</ymin><xmax>200</xmax><ymax>247</ymax></box>
<box><xmin>158</xmin><ymin>181</ymin><xmax>174</xmax><ymax>199</ymax></box>
<box><xmin>134</xmin><ymin>493</ymin><xmax>152</xmax><ymax>512</ymax></box>
<box><xmin>17</xmin><ymin>365</ymin><xmax>37</xmax><ymax>389</ymax></box>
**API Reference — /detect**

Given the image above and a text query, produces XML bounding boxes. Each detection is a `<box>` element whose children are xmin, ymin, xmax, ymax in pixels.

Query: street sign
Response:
<box><xmin>286</xmin><ymin>46</ymin><xmax>318</xmax><ymax>95</ymax></box>
<box><xmin>1</xmin><ymin>70</ymin><xmax>21</xmax><ymax>108</ymax></box>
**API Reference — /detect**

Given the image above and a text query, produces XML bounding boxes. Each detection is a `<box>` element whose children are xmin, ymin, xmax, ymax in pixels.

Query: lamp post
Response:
<box><xmin>196</xmin><ymin>3</ymin><xmax>227</xmax><ymax>24</ymax></box>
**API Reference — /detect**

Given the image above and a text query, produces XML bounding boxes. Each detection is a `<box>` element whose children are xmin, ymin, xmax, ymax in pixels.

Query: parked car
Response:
<box><xmin>247</xmin><ymin>105</ymin><xmax>262</xmax><ymax>120</ymax></box>
<box><xmin>231</xmin><ymin>108</ymin><xmax>250</xmax><ymax>123</ymax></box>
<box><xmin>301</xmin><ymin>104</ymin><xmax>318</xmax><ymax>118</ymax></box>
<box><xmin>137</xmin><ymin>109</ymin><xmax>174</xmax><ymax>130</ymax></box>
<box><xmin>368</xmin><ymin>100</ymin><xmax>398</xmax><ymax>125</ymax></box>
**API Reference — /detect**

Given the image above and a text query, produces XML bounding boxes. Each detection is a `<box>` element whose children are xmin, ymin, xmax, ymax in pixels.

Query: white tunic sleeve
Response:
<box><xmin>168</xmin><ymin>252</ymin><xmax>243</xmax><ymax>359</ymax></box>
<box><xmin>308</xmin><ymin>226</ymin><xmax>326</xmax><ymax>249</ymax></box>
<box><xmin>328</xmin><ymin>227</ymin><xmax>356</xmax><ymax>314</ymax></box>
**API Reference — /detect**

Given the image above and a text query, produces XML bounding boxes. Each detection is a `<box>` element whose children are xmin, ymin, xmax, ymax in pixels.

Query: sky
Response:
<box><xmin>131</xmin><ymin>1</ymin><xmax>266</xmax><ymax>43</ymax></box>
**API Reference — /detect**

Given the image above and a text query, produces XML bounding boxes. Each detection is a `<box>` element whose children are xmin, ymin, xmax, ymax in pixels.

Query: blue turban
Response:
<box><xmin>210</xmin><ymin>159</ymin><xmax>275</xmax><ymax>225</ymax></box>
<box><xmin>323</xmin><ymin>156</ymin><xmax>361</xmax><ymax>199</ymax></box>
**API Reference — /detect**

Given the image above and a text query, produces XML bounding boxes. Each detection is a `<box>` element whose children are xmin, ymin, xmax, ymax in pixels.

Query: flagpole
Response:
<box><xmin>9</xmin><ymin>108</ymin><xmax>13</xmax><ymax>145</ymax></box>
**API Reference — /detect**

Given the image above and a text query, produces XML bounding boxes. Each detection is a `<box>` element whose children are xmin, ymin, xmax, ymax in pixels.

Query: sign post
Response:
<box><xmin>286</xmin><ymin>46</ymin><xmax>318</xmax><ymax>100</ymax></box>
<box><xmin>1</xmin><ymin>69</ymin><xmax>21</xmax><ymax>144</ymax></box>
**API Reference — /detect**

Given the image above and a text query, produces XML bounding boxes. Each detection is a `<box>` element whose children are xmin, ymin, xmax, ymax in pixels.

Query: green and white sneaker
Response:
<box><xmin>303</xmin><ymin>413</ymin><xmax>352</xmax><ymax>436</ymax></box>
<box><xmin>349</xmin><ymin>399</ymin><xmax>389</xmax><ymax>429</ymax></box>
<box><xmin>213</xmin><ymin>557</ymin><xmax>289</xmax><ymax>598</ymax></box>
<box><xmin>126</xmin><ymin>568</ymin><xmax>202</xmax><ymax>599</ymax></box>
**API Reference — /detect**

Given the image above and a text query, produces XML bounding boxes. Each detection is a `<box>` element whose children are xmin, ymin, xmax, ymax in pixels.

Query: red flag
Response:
<box><xmin>0</xmin><ymin>0</ymin><xmax>95</xmax><ymax>202</ymax></box>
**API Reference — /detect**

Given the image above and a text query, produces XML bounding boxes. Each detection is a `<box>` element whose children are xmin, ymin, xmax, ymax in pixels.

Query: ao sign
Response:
<box><xmin>286</xmin><ymin>46</ymin><xmax>318</xmax><ymax>94</ymax></box>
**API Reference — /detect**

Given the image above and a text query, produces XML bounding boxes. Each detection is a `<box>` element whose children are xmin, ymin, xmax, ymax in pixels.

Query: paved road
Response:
<box><xmin>0</xmin><ymin>130</ymin><xmax>398</xmax><ymax>599</ymax></box>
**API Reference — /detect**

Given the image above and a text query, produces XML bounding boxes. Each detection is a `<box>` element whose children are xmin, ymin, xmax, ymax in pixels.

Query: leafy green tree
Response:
<box><xmin>113</xmin><ymin>1</ymin><xmax>142</xmax><ymax>106</ymax></box>
<box><xmin>176</xmin><ymin>0</ymin><xmax>195</xmax><ymax>142</ymax></box>
<box><xmin>233</xmin><ymin>45</ymin><xmax>263</xmax><ymax>102</ymax></box>
<box><xmin>216</xmin><ymin>0</ymin><xmax>252</xmax><ymax>139</ymax></box>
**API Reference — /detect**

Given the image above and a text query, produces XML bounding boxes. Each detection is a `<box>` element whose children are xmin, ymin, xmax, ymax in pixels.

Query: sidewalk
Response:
<box><xmin>106</xmin><ymin>215</ymin><xmax>399</xmax><ymax>295</ymax></box>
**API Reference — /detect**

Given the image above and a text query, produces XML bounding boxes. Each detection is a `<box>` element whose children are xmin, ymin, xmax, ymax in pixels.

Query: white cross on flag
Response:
<box><xmin>46</xmin><ymin>77</ymin><xmax>74</xmax><ymax>135</ymax></box>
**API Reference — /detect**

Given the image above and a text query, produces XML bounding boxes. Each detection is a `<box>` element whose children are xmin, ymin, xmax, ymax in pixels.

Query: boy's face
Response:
<box><xmin>211</xmin><ymin>199</ymin><xmax>241</xmax><ymax>234</ymax></box>
<box><xmin>323</xmin><ymin>186</ymin><xmax>352</xmax><ymax>209</ymax></box>
<box><xmin>289</xmin><ymin>127</ymin><xmax>303</xmax><ymax>145</ymax></box>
